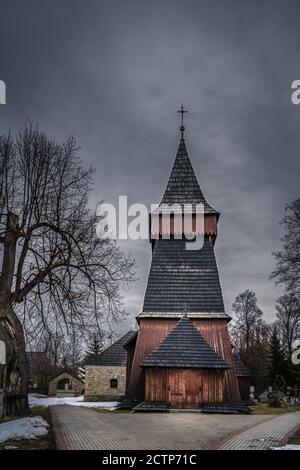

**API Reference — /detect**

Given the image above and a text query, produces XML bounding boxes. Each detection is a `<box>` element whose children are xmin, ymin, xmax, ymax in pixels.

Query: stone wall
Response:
<box><xmin>48</xmin><ymin>372</ymin><xmax>84</xmax><ymax>396</ymax></box>
<box><xmin>84</xmin><ymin>365</ymin><xmax>126</xmax><ymax>401</ymax></box>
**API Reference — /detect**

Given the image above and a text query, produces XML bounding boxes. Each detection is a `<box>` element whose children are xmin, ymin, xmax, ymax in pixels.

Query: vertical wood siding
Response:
<box><xmin>126</xmin><ymin>318</ymin><xmax>240</xmax><ymax>402</ymax></box>
<box><xmin>150</xmin><ymin>213</ymin><xmax>218</xmax><ymax>237</ymax></box>
<box><xmin>237</xmin><ymin>377</ymin><xmax>251</xmax><ymax>401</ymax></box>
<box><xmin>145</xmin><ymin>368</ymin><xmax>225</xmax><ymax>406</ymax></box>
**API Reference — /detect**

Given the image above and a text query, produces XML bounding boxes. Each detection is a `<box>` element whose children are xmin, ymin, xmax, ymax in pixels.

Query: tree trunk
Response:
<box><xmin>0</xmin><ymin>303</ymin><xmax>29</xmax><ymax>418</ymax></box>
<box><xmin>0</xmin><ymin>212</ymin><xmax>29</xmax><ymax>418</ymax></box>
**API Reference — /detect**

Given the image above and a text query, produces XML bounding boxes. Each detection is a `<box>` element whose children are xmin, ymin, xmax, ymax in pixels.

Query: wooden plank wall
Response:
<box><xmin>126</xmin><ymin>318</ymin><xmax>240</xmax><ymax>402</ymax></box>
<box><xmin>237</xmin><ymin>377</ymin><xmax>250</xmax><ymax>401</ymax></box>
<box><xmin>145</xmin><ymin>368</ymin><xmax>225</xmax><ymax>406</ymax></box>
<box><xmin>194</xmin><ymin>319</ymin><xmax>240</xmax><ymax>402</ymax></box>
<box><xmin>125</xmin><ymin>338</ymin><xmax>136</xmax><ymax>396</ymax></box>
<box><xmin>150</xmin><ymin>214</ymin><xmax>218</xmax><ymax>237</ymax></box>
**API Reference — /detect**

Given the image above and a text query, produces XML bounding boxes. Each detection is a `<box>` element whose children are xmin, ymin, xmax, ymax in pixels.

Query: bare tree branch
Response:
<box><xmin>0</xmin><ymin>123</ymin><xmax>135</xmax><ymax>416</ymax></box>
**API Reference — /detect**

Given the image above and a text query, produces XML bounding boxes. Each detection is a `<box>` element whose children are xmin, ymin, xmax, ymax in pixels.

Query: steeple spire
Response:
<box><xmin>159</xmin><ymin>116</ymin><xmax>217</xmax><ymax>214</ymax></box>
<box><xmin>177</xmin><ymin>105</ymin><xmax>187</xmax><ymax>140</ymax></box>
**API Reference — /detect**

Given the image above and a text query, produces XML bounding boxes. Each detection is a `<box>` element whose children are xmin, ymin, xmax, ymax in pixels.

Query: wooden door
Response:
<box><xmin>167</xmin><ymin>369</ymin><xmax>202</xmax><ymax>408</ymax></box>
<box><xmin>185</xmin><ymin>373</ymin><xmax>202</xmax><ymax>407</ymax></box>
<box><xmin>168</xmin><ymin>369</ymin><xmax>185</xmax><ymax>408</ymax></box>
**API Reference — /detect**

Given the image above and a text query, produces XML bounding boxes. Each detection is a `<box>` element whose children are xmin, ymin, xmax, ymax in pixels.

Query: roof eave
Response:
<box><xmin>137</xmin><ymin>312</ymin><xmax>231</xmax><ymax>322</ymax></box>
<box><xmin>141</xmin><ymin>364</ymin><xmax>230</xmax><ymax>370</ymax></box>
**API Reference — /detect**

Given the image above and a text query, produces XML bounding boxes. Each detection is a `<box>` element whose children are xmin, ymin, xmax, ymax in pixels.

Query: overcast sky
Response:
<box><xmin>1</xmin><ymin>0</ymin><xmax>300</xmax><ymax>336</ymax></box>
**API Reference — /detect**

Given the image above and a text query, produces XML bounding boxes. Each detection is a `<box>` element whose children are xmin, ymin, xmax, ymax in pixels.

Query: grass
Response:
<box><xmin>0</xmin><ymin>406</ymin><xmax>56</xmax><ymax>450</ymax></box>
<box><xmin>251</xmin><ymin>402</ymin><xmax>300</xmax><ymax>415</ymax></box>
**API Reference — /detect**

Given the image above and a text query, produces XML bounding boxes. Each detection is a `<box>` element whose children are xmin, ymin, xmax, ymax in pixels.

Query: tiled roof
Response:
<box><xmin>143</xmin><ymin>237</ymin><xmax>225</xmax><ymax>313</ymax></box>
<box><xmin>84</xmin><ymin>331</ymin><xmax>136</xmax><ymax>366</ymax></box>
<box><xmin>233</xmin><ymin>355</ymin><xmax>251</xmax><ymax>377</ymax></box>
<box><xmin>160</xmin><ymin>138</ymin><xmax>217</xmax><ymax>214</ymax></box>
<box><xmin>142</xmin><ymin>316</ymin><xmax>229</xmax><ymax>369</ymax></box>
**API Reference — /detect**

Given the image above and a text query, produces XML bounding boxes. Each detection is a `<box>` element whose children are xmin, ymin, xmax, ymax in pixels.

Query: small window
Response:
<box><xmin>110</xmin><ymin>378</ymin><xmax>118</xmax><ymax>388</ymax></box>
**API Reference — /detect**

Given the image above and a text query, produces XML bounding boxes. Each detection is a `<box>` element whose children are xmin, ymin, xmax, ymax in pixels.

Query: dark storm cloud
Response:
<box><xmin>1</xmin><ymin>0</ymin><xmax>300</xmax><ymax>334</ymax></box>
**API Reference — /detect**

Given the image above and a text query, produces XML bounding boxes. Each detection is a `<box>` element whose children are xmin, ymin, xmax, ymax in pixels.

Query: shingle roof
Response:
<box><xmin>143</xmin><ymin>237</ymin><xmax>225</xmax><ymax>313</ymax></box>
<box><xmin>233</xmin><ymin>355</ymin><xmax>251</xmax><ymax>377</ymax></box>
<box><xmin>48</xmin><ymin>370</ymin><xmax>82</xmax><ymax>382</ymax></box>
<box><xmin>142</xmin><ymin>316</ymin><xmax>229</xmax><ymax>369</ymax></box>
<box><xmin>160</xmin><ymin>138</ymin><xmax>217</xmax><ymax>214</ymax></box>
<box><xmin>84</xmin><ymin>331</ymin><xmax>136</xmax><ymax>366</ymax></box>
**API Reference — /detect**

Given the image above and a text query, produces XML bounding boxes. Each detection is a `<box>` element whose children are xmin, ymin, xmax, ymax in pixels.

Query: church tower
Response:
<box><xmin>125</xmin><ymin>109</ymin><xmax>240</xmax><ymax>407</ymax></box>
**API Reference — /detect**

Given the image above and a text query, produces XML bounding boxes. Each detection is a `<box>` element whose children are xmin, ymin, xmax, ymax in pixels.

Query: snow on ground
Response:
<box><xmin>0</xmin><ymin>416</ymin><xmax>49</xmax><ymax>443</ymax></box>
<box><xmin>29</xmin><ymin>394</ymin><xmax>118</xmax><ymax>410</ymax></box>
<box><xmin>271</xmin><ymin>444</ymin><xmax>300</xmax><ymax>450</ymax></box>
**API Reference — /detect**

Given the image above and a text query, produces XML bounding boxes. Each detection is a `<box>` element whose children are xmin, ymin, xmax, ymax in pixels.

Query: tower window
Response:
<box><xmin>110</xmin><ymin>378</ymin><xmax>118</xmax><ymax>388</ymax></box>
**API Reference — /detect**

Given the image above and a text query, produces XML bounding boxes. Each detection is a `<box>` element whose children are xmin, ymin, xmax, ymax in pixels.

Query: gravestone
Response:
<box><xmin>249</xmin><ymin>385</ymin><xmax>255</xmax><ymax>400</ymax></box>
<box><xmin>259</xmin><ymin>390</ymin><xmax>269</xmax><ymax>403</ymax></box>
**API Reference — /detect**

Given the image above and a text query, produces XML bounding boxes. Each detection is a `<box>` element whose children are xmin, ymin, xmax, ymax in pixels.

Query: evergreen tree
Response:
<box><xmin>86</xmin><ymin>334</ymin><xmax>103</xmax><ymax>356</ymax></box>
<box><xmin>275</xmin><ymin>293</ymin><xmax>300</xmax><ymax>362</ymax></box>
<box><xmin>269</xmin><ymin>328</ymin><xmax>287</xmax><ymax>384</ymax></box>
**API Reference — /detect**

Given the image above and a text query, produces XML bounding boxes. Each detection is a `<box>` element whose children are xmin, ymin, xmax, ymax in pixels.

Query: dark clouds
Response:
<box><xmin>1</xmin><ymin>0</ymin><xmax>300</xmax><ymax>334</ymax></box>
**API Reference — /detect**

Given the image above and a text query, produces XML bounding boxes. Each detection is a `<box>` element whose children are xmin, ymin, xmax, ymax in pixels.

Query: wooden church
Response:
<box><xmin>125</xmin><ymin>110</ymin><xmax>242</xmax><ymax>410</ymax></box>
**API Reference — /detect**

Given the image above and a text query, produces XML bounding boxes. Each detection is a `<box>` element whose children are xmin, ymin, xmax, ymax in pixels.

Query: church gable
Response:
<box><xmin>142</xmin><ymin>316</ymin><xmax>229</xmax><ymax>370</ymax></box>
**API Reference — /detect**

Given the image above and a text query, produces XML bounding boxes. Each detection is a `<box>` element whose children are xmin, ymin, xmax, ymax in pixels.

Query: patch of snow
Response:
<box><xmin>0</xmin><ymin>416</ymin><xmax>49</xmax><ymax>443</ymax></box>
<box><xmin>29</xmin><ymin>394</ymin><xmax>118</xmax><ymax>410</ymax></box>
<box><xmin>271</xmin><ymin>444</ymin><xmax>300</xmax><ymax>450</ymax></box>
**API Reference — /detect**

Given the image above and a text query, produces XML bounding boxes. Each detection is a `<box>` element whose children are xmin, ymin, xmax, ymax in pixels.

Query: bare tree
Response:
<box><xmin>231</xmin><ymin>290</ymin><xmax>264</xmax><ymax>351</ymax></box>
<box><xmin>30</xmin><ymin>329</ymin><xmax>67</xmax><ymax>370</ymax></box>
<box><xmin>230</xmin><ymin>290</ymin><xmax>270</xmax><ymax>390</ymax></box>
<box><xmin>275</xmin><ymin>293</ymin><xmax>300</xmax><ymax>362</ymax></box>
<box><xmin>61</xmin><ymin>331</ymin><xmax>83</xmax><ymax>375</ymax></box>
<box><xmin>271</xmin><ymin>198</ymin><xmax>300</xmax><ymax>295</ymax></box>
<box><xmin>0</xmin><ymin>124</ymin><xmax>134</xmax><ymax>417</ymax></box>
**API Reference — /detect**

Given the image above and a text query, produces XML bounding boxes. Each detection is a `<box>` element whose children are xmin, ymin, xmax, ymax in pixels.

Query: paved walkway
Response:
<box><xmin>50</xmin><ymin>405</ymin><xmax>281</xmax><ymax>450</ymax></box>
<box><xmin>218</xmin><ymin>410</ymin><xmax>300</xmax><ymax>450</ymax></box>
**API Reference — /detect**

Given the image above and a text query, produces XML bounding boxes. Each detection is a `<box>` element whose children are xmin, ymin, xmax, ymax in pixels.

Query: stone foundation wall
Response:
<box><xmin>84</xmin><ymin>365</ymin><xmax>126</xmax><ymax>401</ymax></box>
<box><xmin>48</xmin><ymin>372</ymin><xmax>84</xmax><ymax>396</ymax></box>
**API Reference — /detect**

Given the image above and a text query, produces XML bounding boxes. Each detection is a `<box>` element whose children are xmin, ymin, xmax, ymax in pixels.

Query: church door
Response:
<box><xmin>168</xmin><ymin>369</ymin><xmax>203</xmax><ymax>408</ymax></box>
<box><xmin>168</xmin><ymin>370</ymin><xmax>185</xmax><ymax>408</ymax></box>
<box><xmin>185</xmin><ymin>371</ymin><xmax>203</xmax><ymax>407</ymax></box>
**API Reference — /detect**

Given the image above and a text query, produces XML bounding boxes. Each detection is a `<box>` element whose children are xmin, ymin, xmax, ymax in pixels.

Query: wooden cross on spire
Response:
<box><xmin>177</xmin><ymin>105</ymin><xmax>188</xmax><ymax>139</ymax></box>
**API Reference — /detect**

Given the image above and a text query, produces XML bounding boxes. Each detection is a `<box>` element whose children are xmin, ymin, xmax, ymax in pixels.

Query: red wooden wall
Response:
<box><xmin>150</xmin><ymin>214</ymin><xmax>218</xmax><ymax>237</ymax></box>
<box><xmin>126</xmin><ymin>318</ymin><xmax>240</xmax><ymax>403</ymax></box>
<box><xmin>145</xmin><ymin>367</ymin><xmax>225</xmax><ymax>407</ymax></box>
<box><xmin>237</xmin><ymin>376</ymin><xmax>250</xmax><ymax>401</ymax></box>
